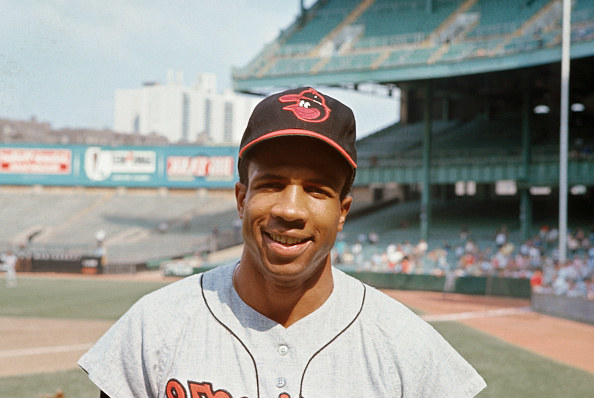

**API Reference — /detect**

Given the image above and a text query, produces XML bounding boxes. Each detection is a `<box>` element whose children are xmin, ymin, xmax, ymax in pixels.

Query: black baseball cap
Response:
<box><xmin>239</xmin><ymin>87</ymin><xmax>357</xmax><ymax>174</ymax></box>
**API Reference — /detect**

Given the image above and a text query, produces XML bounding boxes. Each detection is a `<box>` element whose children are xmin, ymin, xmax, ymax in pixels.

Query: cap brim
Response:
<box><xmin>238</xmin><ymin>129</ymin><xmax>357</xmax><ymax>169</ymax></box>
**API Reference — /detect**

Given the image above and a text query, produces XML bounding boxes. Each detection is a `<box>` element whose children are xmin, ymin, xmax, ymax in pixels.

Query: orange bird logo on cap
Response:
<box><xmin>279</xmin><ymin>87</ymin><xmax>331</xmax><ymax>123</ymax></box>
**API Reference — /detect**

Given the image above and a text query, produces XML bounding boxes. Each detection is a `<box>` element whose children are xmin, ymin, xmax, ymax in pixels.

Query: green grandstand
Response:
<box><xmin>233</xmin><ymin>0</ymin><xmax>594</xmax><ymax>85</ymax></box>
<box><xmin>233</xmin><ymin>0</ymin><xmax>594</xmax><ymax>244</ymax></box>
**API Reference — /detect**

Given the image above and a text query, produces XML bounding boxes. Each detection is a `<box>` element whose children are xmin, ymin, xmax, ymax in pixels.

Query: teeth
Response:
<box><xmin>269</xmin><ymin>233</ymin><xmax>306</xmax><ymax>245</ymax></box>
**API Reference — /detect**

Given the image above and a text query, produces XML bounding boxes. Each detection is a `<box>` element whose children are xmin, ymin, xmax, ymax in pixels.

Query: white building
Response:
<box><xmin>113</xmin><ymin>71</ymin><xmax>262</xmax><ymax>144</ymax></box>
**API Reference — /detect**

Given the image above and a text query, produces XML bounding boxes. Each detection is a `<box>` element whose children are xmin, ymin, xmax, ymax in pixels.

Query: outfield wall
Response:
<box><xmin>345</xmin><ymin>271</ymin><xmax>532</xmax><ymax>298</ymax></box>
<box><xmin>532</xmin><ymin>292</ymin><xmax>594</xmax><ymax>325</ymax></box>
<box><xmin>0</xmin><ymin>143</ymin><xmax>237</xmax><ymax>189</ymax></box>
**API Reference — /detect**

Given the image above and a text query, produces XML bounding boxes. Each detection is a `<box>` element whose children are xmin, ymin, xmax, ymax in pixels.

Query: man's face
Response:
<box><xmin>235</xmin><ymin>137</ymin><xmax>352</xmax><ymax>287</ymax></box>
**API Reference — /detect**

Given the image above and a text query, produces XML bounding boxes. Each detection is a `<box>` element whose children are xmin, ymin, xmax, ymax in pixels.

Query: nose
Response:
<box><xmin>270</xmin><ymin>185</ymin><xmax>307</xmax><ymax>225</ymax></box>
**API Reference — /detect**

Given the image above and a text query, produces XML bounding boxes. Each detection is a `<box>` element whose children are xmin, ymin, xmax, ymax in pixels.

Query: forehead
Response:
<box><xmin>246</xmin><ymin>137</ymin><xmax>351</xmax><ymax>182</ymax></box>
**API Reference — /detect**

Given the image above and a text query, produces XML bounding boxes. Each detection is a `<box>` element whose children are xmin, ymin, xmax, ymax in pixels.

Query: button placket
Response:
<box><xmin>276</xmin><ymin>376</ymin><xmax>286</xmax><ymax>388</ymax></box>
<box><xmin>273</xmin><ymin>342</ymin><xmax>290</xmax><ymax>392</ymax></box>
<box><xmin>278</xmin><ymin>344</ymin><xmax>289</xmax><ymax>356</ymax></box>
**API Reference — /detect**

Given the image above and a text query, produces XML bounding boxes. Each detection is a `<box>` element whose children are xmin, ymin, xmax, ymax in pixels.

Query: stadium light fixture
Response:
<box><xmin>570</xmin><ymin>103</ymin><xmax>585</xmax><ymax>112</ymax></box>
<box><xmin>455</xmin><ymin>181</ymin><xmax>475</xmax><ymax>196</ymax></box>
<box><xmin>495</xmin><ymin>180</ymin><xmax>517</xmax><ymax>196</ymax></box>
<box><xmin>530</xmin><ymin>186</ymin><xmax>552</xmax><ymax>196</ymax></box>
<box><xmin>570</xmin><ymin>185</ymin><xmax>587</xmax><ymax>195</ymax></box>
<box><xmin>534</xmin><ymin>105</ymin><xmax>550</xmax><ymax>114</ymax></box>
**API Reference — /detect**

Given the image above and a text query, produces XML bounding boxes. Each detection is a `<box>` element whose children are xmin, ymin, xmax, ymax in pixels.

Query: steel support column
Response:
<box><xmin>420</xmin><ymin>83</ymin><xmax>433</xmax><ymax>241</ymax></box>
<box><xmin>520</xmin><ymin>74</ymin><xmax>533</xmax><ymax>240</ymax></box>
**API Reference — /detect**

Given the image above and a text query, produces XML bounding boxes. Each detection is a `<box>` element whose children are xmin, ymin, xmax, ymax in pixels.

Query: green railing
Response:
<box><xmin>355</xmin><ymin>158</ymin><xmax>594</xmax><ymax>186</ymax></box>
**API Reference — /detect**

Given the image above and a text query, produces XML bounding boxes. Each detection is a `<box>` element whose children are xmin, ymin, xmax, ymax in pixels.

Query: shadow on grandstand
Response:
<box><xmin>0</xmin><ymin>188</ymin><xmax>242</xmax><ymax>273</ymax></box>
<box><xmin>344</xmin><ymin>194</ymin><xmax>594</xmax><ymax>252</ymax></box>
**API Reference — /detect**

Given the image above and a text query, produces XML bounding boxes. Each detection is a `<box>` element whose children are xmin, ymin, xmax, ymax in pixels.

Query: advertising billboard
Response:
<box><xmin>0</xmin><ymin>144</ymin><xmax>237</xmax><ymax>188</ymax></box>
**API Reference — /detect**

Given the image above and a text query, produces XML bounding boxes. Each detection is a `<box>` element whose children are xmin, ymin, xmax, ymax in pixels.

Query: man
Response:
<box><xmin>79</xmin><ymin>87</ymin><xmax>486</xmax><ymax>397</ymax></box>
<box><xmin>1</xmin><ymin>249</ymin><xmax>18</xmax><ymax>288</ymax></box>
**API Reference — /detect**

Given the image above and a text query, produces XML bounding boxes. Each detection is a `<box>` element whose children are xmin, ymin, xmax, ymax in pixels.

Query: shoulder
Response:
<box><xmin>332</xmin><ymin>267</ymin><xmax>423</xmax><ymax>333</ymax></box>
<box><xmin>349</xmin><ymin>278</ymin><xmax>486</xmax><ymax>397</ymax></box>
<box><xmin>360</xmin><ymin>283</ymin><xmax>435</xmax><ymax>344</ymax></box>
<box><xmin>78</xmin><ymin>263</ymin><xmax>238</xmax><ymax>394</ymax></box>
<box><xmin>131</xmin><ymin>263</ymin><xmax>235</xmax><ymax>319</ymax></box>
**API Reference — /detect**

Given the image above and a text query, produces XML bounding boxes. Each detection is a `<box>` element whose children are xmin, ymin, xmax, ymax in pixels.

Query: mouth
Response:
<box><xmin>266</xmin><ymin>232</ymin><xmax>310</xmax><ymax>246</ymax></box>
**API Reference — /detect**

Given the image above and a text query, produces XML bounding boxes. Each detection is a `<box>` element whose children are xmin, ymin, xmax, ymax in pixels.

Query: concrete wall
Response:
<box><xmin>532</xmin><ymin>293</ymin><xmax>594</xmax><ymax>325</ymax></box>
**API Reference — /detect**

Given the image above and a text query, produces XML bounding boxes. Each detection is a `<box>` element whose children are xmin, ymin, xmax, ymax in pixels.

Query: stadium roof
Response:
<box><xmin>232</xmin><ymin>0</ymin><xmax>594</xmax><ymax>93</ymax></box>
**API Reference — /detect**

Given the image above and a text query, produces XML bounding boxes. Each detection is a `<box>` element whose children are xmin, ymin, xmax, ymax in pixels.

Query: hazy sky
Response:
<box><xmin>1</xmin><ymin>0</ymin><xmax>399</xmax><ymax>137</ymax></box>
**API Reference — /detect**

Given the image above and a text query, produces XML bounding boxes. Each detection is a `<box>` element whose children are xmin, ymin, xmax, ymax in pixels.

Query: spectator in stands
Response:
<box><xmin>477</xmin><ymin>250</ymin><xmax>494</xmax><ymax>276</ymax></box>
<box><xmin>386</xmin><ymin>243</ymin><xmax>404</xmax><ymax>270</ymax></box>
<box><xmin>414</xmin><ymin>239</ymin><xmax>428</xmax><ymax>257</ymax></box>
<box><xmin>546</xmin><ymin>227</ymin><xmax>559</xmax><ymax>247</ymax></box>
<box><xmin>357</xmin><ymin>232</ymin><xmax>367</xmax><ymax>245</ymax></box>
<box><xmin>538</xmin><ymin>225</ymin><xmax>549</xmax><ymax>243</ymax></box>
<box><xmin>567</xmin><ymin>232</ymin><xmax>580</xmax><ymax>255</ymax></box>
<box><xmin>351</xmin><ymin>241</ymin><xmax>363</xmax><ymax>265</ymax></box>
<box><xmin>401</xmin><ymin>240</ymin><xmax>413</xmax><ymax>257</ymax></box>
<box><xmin>465</xmin><ymin>238</ymin><xmax>478</xmax><ymax>255</ymax></box>
<box><xmin>530</xmin><ymin>268</ymin><xmax>543</xmax><ymax>292</ymax></box>
<box><xmin>334</xmin><ymin>219</ymin><xmax>594</xmax><ymax>301</ymax></box>
<box><xmin>495</xmin><ymin>225</ymin><xmax>508</xmax><ymax>249</ymax></box>
<box><xmin>552</xmin><ymin>274</ymin><xmax>570</xmax><ymax>296</ymax></box>
<box><xmin>367</xmin><ymin>230</ymin><xmax>379</xmax><ymax>245</ymax></box>
<box><xmin>459</xmin><ymin>225</ymin><xmax>470</xmax><ymax>241</ymax></box>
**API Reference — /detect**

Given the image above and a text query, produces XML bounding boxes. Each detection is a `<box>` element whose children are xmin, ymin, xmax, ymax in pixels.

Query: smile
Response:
<box><xmin>267</xmin><ymin>232</ymin><xmax>309</xmax><ymax>246</ymax></box>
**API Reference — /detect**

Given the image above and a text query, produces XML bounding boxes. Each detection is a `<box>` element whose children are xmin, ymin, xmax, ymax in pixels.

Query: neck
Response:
<box><xmin>233</xmin><ymin>261</ymin><xmax>334</xmax><ymax>328</ymax></box>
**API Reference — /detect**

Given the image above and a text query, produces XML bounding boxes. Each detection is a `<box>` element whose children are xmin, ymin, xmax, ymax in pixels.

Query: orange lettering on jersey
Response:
<box><xmin>166</xmin><ymin>378</ymin><xmax>256</xmax><ymax>398</ymax></box>
<box><xmin>166</xmin><ymin>379</ymin><xmax>187</xmax><ymax>398</ymax></box>
<box><xmin>188</xmin><ymin>381</ymin><xmax>232</xmax><ymax>398</ymax></box>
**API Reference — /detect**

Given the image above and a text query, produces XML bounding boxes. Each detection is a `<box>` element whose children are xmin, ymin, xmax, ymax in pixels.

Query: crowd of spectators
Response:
<box><xmin>333</xmin><ymin>224</ymin><xmax>594</xmax><ymax>301</ymax></box>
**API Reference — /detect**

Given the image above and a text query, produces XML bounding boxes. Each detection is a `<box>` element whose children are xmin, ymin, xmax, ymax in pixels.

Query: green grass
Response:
<box><xmin>433</xmin><ymin>322</ymin><xmax>594</xmax><ymax>398</ymax></box>
<box><xmin>0</xmin><ymin>369</ymin><xmax>99</xmax><ymax>398</ymax></box>
<box><xmin>1</xmin><ymin>276</ymin><xmax>593</xmax><ymax>397</ymax></box>
<box><xmin>0</xmin><ymin>277</ymin><xmax>170</xmax><ymax>319</ymax></box>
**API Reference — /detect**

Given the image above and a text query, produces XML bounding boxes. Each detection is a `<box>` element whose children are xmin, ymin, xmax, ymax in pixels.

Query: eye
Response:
<box><xmin>299</xmin><ymin>99</ymin><xmax>310</xmax><ymax>108</ymax></box>
<box><xmin>306</xmin><ymin>185</ymin><xmax>333</xmax><ymax>198</ymax></box>
<box><xmin>256</xmin><ymin>181</ymin><xmax>284</xmax><ymax>191</ymax></box>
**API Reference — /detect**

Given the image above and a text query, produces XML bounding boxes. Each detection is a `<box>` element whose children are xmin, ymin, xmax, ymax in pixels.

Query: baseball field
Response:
<box><xmin>0</xmin><ymin>272</ymin><xmax>592</xmax><ymax>398</ymax></box>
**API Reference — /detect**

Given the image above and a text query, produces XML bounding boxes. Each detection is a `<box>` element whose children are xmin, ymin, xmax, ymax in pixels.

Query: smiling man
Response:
<box><xmin>79</xmin><ymin>87</ymin><xmax>486</xmax><ymax>398</ymax></box>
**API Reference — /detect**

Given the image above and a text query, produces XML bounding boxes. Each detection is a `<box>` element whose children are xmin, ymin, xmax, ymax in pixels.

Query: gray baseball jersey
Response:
<box><xmin>79</xmin><ymin>263</ymin><xmax>486</xmax><ymax>397</ymax></box>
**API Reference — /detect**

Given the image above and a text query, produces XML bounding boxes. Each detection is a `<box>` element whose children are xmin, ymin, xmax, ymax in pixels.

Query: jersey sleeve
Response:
<box><xmin>365</xmin><ymin>287</ymin><xmax>486</xmax><ymax>397</ymax></box>
<box><xmin>78</xmin><ymin>292</ymin><xmax>173</xmax><ymax>397</ymax></box>
<box><xmin>398</xmin><ymin>320</ymin><xmax>487</xmax><ymax>397</ymax></box>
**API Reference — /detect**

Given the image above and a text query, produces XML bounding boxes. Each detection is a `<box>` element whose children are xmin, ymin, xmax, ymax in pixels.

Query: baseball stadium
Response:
<box><xmin>1</xmin><ymin>0</ymin><xmax>594</xmax><ymax>396</ymax></box>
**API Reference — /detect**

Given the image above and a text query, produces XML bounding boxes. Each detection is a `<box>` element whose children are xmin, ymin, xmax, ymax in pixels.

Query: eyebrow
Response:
<box><xmin>253</xmin><ymin>172</ymin><xmax>342</xmax><ymax>190</ymax></box>
<box><xmin>251</xmin><ymin>172</ymin><xmax>285</xmax><ymax>181</ymax></box>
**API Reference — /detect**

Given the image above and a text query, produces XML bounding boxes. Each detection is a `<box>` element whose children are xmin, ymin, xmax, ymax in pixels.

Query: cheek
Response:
<box><xmin>318</xmin><ymin>205</ymin><xmax>344</xmax><ymax>231</ymax></box>
<box><xmin>242</xmin><ymin>197</ymin><xmax>268</xmax><ymax>223</ymax></box>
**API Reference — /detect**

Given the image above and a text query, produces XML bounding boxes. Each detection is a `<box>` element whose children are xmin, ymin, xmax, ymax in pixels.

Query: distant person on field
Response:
<box><xmin>1</xmin><ymin>250</ymin><xmax>18</xmax><ymax>288</ymax></box>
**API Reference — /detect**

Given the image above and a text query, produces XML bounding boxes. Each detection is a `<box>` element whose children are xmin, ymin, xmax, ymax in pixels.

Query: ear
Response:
<box><xmin>235</xmin><ymin>182</ymin><xmax>247</xmax><ymax>219</ymax></box>
<box><xmin>337</xmin><ymin>195</ymin><xmax>352</xmax><ymax>232</ymax></box>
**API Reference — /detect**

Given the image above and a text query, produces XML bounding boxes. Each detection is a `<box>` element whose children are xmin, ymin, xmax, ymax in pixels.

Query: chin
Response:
<box><xmin>263</xmin><ymin>258</ymin><xmax>327</xmax><ymax>283</ymax></box>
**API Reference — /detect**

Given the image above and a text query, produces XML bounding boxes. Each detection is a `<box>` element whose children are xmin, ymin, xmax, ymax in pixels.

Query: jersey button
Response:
<box><xmin>276</xmin><ymin>377</ymin><xmax>286</xmax><ymax>388</ymax></box>
<box><xmin>278</xmin><ymin>344</ymin><xmax>289</xmax><ymax>356</ymax></box>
